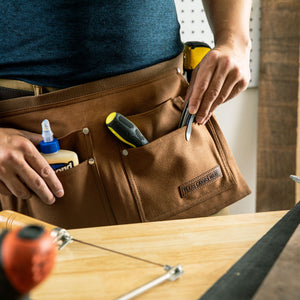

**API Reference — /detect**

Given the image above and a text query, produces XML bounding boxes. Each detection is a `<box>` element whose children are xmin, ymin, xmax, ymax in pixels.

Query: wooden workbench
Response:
<box><xmin>31</xmin><ymin>211</ymin><xmax>286</xmax><ymax>300</ymax></box>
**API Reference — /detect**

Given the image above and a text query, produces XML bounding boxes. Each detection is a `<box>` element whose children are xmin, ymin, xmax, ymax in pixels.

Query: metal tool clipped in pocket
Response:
<box><xmin>179</xmin><ymin>98</ymin><xmax>196</xmax><ymax>141</ymax></box>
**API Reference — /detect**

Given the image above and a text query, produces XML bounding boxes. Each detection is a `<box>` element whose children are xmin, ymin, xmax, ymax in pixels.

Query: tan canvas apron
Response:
<box><xmin>0</xmin><ymin>54</ymin><xmax>250</xmax><ymax>229</ymax></box>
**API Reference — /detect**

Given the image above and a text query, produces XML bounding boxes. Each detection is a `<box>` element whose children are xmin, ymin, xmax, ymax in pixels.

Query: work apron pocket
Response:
<box><xmin>121</xmin><ymin>122</ymin><xmax>235</xmax><ymax>221</ymax></box>
<box><xmin>124</xmin><ymin>96</ymin><xmax>184</xmax><ymax>142</ymax></box>
<box><xmin>26</xmin><ymin>129</ymin><xmax>113</xmax><ymax>229</ymax></box>
<box><xmin>117</xmin><ymin>97</ymin><xmax>250</xmax><ymax>221</ymax></box>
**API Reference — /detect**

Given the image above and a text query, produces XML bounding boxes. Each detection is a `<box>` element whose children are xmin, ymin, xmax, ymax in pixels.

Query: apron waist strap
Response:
<box><xmin>0</xmin><ymin>79</ymin><xmax>59</xmax><ymax>96</ymax></box>
<box><xmin>0</xmin><ymin>53</ymin><xmax>184</xmax><ymax>116</ymax></box>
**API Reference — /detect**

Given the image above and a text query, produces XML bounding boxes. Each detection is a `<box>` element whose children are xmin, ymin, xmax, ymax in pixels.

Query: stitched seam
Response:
<box><xmin>120</xmin><ymin>151</ymin><xmax>145</xmax><ymax>222</ymax></box>
<box><xmin>206</xmin><ymin>118</ymin><xmax>236</xmax><ymax>184</ymax></box>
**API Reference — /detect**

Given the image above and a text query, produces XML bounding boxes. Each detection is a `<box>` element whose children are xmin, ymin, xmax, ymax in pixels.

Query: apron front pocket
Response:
<box><xmin>26</xmin><ymin>129</ymin><xmax>114</xmax><ymax>229</ymax></box>
<box><xmin>121</xmin><ymin>117</ymin><xmax>237</xmax><ymax>222</ymax></box>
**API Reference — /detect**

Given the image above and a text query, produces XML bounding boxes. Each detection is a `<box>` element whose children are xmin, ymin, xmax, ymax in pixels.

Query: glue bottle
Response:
<box><xmin>40</xmin><ymin>119</ymin><xmax>79</xmax><ymax>173</ymax></box>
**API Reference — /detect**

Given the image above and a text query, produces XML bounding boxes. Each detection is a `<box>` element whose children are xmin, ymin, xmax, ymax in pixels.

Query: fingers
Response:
<box><xmin>0</xmin><ymin>130</ymin><xmax>64</xmax><ymax>204</ymax></box>
<box><xmin>186</xmin><ymin>53</ymin><xmax>217</xmax><ymax>115</ymax></box>
<box><xmin>194</xmin><ymin>56</ymin><xmax>229</xmax><ymax>123</ymax></box>
<box><xmin>226</xmin><ymin>77</ymin><xmax>249</xmax><ymax>101</ymax></box>
<box><xmin>0</xmin><ymin>171</ymin><xmax>32</xmax><ymax>200</ymax></box>
<box><xmin>186</xmin><ymin>48</ymin><xmax>250</xmax><ymax>125</ymax></box>
<box><xmin>17</xmin><ymin>164</ymin><xmax>56</xmax><ymax>205</ymax></box>
<box><xmin>0</xmin><ymin>181</ymin><xmax>16</xmax><ymax>197</ymax></box>
<box><xmin>25</xmin><ymin>148</ymin><xmax>64</xmax><ymax>202</ymax></box>
<box><xmin>19</xmin><ymin>130</ymin><xmax>43</xmax><ymax>146</ymax></box>
<box><xmin>206</xmin><ymin>70</ymin><xmax>243</xmax><ymax>115</ymax></box>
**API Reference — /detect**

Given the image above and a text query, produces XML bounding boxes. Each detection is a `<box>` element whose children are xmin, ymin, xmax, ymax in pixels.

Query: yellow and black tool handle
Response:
<box><xmin>184</xmin><ymin>41</ymin><xmax>211</xmax><ymax>81</ymax></box>
<box><xmin>106</xmin><ymin>112</ymin><xmax>149</xmax><ymax>148</ymax></box>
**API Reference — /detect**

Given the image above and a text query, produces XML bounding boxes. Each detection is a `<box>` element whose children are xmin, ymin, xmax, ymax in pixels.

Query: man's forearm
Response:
<box><xmin>202</xmin><ymin>0</ymin><xmax>252</xmax><ymax>51</ymax></box>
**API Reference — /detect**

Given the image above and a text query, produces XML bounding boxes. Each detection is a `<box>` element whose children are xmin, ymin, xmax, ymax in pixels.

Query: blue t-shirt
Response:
<box><xmin>0</xmin><ymin>1</ymin><xmax>183</xmax><ymax>88</ymax></box>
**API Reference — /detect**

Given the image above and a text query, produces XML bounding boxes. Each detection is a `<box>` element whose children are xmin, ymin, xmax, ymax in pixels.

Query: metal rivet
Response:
<box><xmin>83</xmin><ymin>127</ymin><xmax>89</xmax><ymax>135</ymax></box>
<box><xmin>122</xmin><ymin>150</ymin><xmax>129</xmax><ymax>156</ymax></box>
<box><xmin>88</xmin><ymin>158</ymin><xmax>95</xmax><ymax>165</ymax></box>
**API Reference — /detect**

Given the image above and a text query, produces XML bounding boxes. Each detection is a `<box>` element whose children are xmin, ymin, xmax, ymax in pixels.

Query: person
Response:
<box><xmin>0</xmin><ymin>1</ymin><xmax>252</xmax><ymax>220</ymax></box>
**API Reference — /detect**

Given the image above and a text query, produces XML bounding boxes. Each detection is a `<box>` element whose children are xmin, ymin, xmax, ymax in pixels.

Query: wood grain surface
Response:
<box><xmin>257</xmin><ymin>0</ymin><xmax>300</xmax><ymax>211</ymax></box>
<box><xmin>31</xmin><ymin>211</ymin><xmax>286</xmax><ymax>300</ymax></box>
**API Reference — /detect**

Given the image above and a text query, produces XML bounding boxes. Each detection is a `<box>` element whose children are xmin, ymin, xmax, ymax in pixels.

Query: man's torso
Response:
<box><xmin>0</xmin><ymin>0</ymin><xmax>183</xmax><ymax>88</ymax></box>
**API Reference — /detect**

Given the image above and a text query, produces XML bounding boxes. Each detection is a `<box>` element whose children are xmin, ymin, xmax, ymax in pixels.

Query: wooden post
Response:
<box><xmin>257</xmin><ymin>0</ymin><xmax>300</xmax><ymax>211</ymax></box>
<box><xmin>296</xmin><ymin>46</ymin><xmax>300</xmax><ymax>203</ymax></box>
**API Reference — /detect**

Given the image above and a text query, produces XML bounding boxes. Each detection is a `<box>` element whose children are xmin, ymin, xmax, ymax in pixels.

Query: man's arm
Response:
<box><xmin>186</xmin><ymin>0</ymin><xmax>252</xmax><ymax>124</ymax></box>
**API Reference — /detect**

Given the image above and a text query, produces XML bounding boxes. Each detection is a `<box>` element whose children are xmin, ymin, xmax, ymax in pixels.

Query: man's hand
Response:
<box><xmin>0</xmin><ymin>128</ymin><xmax>64</xmax><ymax>204</ymax></box>
<box><xmin>185</xmin><ymin>42</ymin><xmax>251</xmax><ymax>125</ymax></box>
<box><xmin>186</xmin><ymin>0</ymin><xmax>252</xmax><ymax>125</ymax></box>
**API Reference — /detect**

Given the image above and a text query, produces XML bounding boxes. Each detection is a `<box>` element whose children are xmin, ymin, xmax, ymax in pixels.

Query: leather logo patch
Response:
<box><xmin>179</xmin><ymin>166</ymin><xmax>223</xmax><ymax>198</ymax></box>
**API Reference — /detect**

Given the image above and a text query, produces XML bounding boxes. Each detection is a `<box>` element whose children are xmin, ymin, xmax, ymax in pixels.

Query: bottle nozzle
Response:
<box><xmin>41</xmin><ymin>119</ymin><xmax>54</xmax><ymax>143</ymax></box>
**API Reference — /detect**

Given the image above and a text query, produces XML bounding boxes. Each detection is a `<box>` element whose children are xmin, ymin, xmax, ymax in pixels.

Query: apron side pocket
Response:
<box><xmin>121</xmin><ymin>121</ymin><xmax>238</xmax><ymax>222</ymax></box>
<box><xmin>27</xmin><ymin>130</ymin><xmax>114</xmax><ymax>229</ymax></box>
<box><xmin>27</xmin><ymin>160</ymin><xmax>112</xmax><ymax>229</ymax></box>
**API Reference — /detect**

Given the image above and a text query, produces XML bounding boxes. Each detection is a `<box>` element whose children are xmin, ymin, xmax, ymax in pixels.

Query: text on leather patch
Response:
<box><xmin>179</xmin><ymin>166</ymin><xmax>223</xmax><ymax>198</ymax></box>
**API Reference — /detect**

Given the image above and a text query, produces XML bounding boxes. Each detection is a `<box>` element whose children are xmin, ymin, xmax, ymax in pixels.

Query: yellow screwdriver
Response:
<box><xmin>106</xmin><ymin>112</ymin><xmax>149</xmax><ymax>148</ymax></box>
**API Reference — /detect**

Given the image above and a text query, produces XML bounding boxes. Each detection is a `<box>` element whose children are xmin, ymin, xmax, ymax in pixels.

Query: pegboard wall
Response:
<box><xmin>174</xmin><ymin>0</ymin><xmax>261</xmax><ymax>87</ymax></box>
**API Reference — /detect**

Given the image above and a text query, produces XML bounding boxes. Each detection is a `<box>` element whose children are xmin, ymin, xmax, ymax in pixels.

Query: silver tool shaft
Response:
<box><xmin>72</xmin><ymin>238</ymin><xmax>165</xmax><ymax>268</ymax></box>
<box><xmin>115</xmin><ymin>265</ymin><xmax>184</xmax><ymax>300</ymax></box>
<box><xmin>290</xmin><ymin>175</ymin><xmax>300</xmax><ymax>184</ymax></box>
<box><xmin>186</xmin><ymin>113</ymin><xmax>195</xmax><ymax>141</ymax></box>
<box><xmin>178</xmin><ymin>98</ymin><xmax>195</xmax><ymax>141</ymax></box>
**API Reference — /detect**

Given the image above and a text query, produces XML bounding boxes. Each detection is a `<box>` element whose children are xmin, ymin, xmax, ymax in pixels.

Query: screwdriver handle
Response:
<box><xmin>106</xmin><ymin>112</ymin><xmax>149</xmax><ymax>148</ymax></box>
<box><xmin>0</xmin><ymin>210</ymin><xmax>56</xmax><ymax>232</ymax></box>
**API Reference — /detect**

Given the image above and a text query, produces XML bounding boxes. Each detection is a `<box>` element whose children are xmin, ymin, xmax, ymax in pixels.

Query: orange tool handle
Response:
<box><xmin>0</xmin><ymin>210</ymin><xmax>56</xmax><ymax>232</ymax></box>
<box><xmin>1</xmin><ymin>225</ymin><xmax>57</xmax><ymax>295</ymax></box>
